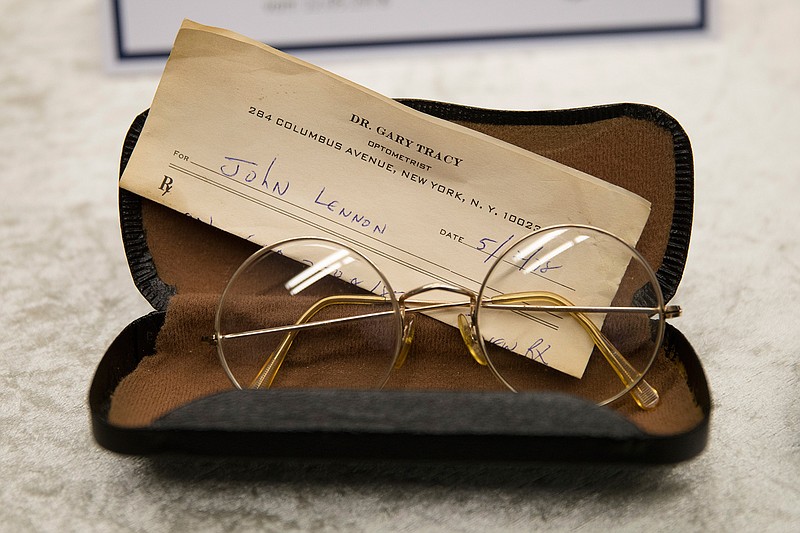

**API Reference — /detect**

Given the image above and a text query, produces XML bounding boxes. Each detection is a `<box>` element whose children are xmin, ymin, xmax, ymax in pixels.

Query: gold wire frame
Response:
<box><xmin>208</xmin><ymin>225</ymin><xmax>682</xmax><ymax>410</ymax></box>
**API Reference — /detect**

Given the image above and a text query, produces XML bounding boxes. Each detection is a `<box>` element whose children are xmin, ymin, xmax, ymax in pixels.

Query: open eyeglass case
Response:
<box><xmin>91</xmin><ymin>100</ymin><xmax>710</xmax><ymax>463</ymax></box>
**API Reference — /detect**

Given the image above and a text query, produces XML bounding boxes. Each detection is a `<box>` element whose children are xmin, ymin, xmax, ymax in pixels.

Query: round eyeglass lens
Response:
<box><xmin>215</xmin><ymin>238</ymin><xmax>403</xmax><ymax>390</ymax></box>
<box><xmin>475</xmin><ymin>225</ymin><xmax>665</xmax><ymax>407</ymax></box>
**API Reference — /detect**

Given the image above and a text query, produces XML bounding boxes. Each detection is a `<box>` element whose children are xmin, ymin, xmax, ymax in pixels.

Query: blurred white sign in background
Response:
<box><xmin>103</xmin><ymin>0</ymin><xmax>705</xmax><ymax>72</ymax></box>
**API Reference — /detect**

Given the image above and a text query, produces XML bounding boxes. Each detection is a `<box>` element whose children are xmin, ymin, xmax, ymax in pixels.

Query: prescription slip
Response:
<box><xmin>120</xmin><ymin>20</ymin><xmax>651</xmax><ymax>378</ymax></box>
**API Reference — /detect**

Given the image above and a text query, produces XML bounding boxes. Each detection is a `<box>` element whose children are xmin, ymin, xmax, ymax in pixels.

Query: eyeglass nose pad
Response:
<box><xmin>457</xmin><ymin>313</ymin><xmax>487</xmax><ymax>366</ymax></box>
<box><xmin>395</xmin><ymin>315</ymin><xmax>415</xmax><ymax>369</ymax></box>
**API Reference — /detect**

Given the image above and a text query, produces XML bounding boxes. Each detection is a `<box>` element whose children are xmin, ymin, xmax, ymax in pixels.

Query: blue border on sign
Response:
<box><xmin>111</xmin><ymin>0</ymin><xmax>706</xmax><ymax>61</ymax></box>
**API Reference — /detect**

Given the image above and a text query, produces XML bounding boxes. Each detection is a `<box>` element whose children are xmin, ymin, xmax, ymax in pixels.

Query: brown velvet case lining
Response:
<box><xmin>108</xmin><ymin>113</ymin><xmax>703</xmax><ymax>436</ymax></box>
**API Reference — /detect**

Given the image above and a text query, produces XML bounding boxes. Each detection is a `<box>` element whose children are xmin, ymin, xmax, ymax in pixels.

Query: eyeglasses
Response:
<box><xmin>205</xmin><ymin>225</ymin><xmax>681</xmax><ymax>409</ymax></box>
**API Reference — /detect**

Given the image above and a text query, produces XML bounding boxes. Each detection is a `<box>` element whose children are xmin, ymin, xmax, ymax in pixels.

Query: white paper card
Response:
<box><xmin>120</xmin><ymin>21</ymin><xmax>651</xmax><ymax>377</ymax></box>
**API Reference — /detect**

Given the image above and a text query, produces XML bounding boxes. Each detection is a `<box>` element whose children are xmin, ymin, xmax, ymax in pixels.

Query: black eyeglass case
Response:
<box><xmin>91</xmin><ymin>101</ymin><xmax>710</xmax><ymax>463</ymax></box>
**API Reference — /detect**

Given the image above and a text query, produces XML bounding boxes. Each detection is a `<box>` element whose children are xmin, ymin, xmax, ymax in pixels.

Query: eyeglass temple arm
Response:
<box><xmin>490</xmin><ymin>292</ymin><xmax>659</xmax><ymax>410</ymax></box>
<box><xmin>248</xmin><ymin>294</ymin><xmax>388</xmax><ymax>389</ymax></box>
<box><xmin>240</xmin><ymin>291</ymin><xmax>661</xmax><ymax>409</ymax></box>
<box><xmin>247</xmin><ymin>294</ymin><xmax>480</xmax><ymax>389</ymax></box>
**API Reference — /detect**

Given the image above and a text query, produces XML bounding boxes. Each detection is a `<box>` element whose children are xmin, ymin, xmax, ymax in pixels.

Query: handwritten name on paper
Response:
<box><xmin>119</xmin><ymin>20</ymin><xmax>651</xmax><ymax>377</ymax></box>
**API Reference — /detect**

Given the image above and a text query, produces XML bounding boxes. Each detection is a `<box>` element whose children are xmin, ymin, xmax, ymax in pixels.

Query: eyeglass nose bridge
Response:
<box><xmin>395</xmin><ymin>284</ymin><xmax>486</xmax><ymax>368</ymax></box>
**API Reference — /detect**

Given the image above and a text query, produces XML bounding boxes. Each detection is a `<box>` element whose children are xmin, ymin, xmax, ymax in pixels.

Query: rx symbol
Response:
<box><xmin>159</xmin><ymin>175</ymin><xmax>174</xmax><ymax>196</ymax></box>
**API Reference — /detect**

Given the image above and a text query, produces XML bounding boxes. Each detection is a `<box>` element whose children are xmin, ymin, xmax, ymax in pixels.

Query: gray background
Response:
<box><xmin>1</xmin><ymin>1</ymin><xmax>798</xmax><ymax>531</ymax></box>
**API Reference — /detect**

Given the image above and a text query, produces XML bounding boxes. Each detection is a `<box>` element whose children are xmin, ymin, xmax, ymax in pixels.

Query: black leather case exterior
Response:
<box><xmin>91</xmin><ymin>102</ymin><xmax>710</xmax><ymax>463</ymax></box>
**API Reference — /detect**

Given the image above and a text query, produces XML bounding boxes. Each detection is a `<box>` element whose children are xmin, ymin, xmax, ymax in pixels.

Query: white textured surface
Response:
<box><xmin>1</xmin><ymin>1</ymin><xmax>799</xmax><ymax>531</ymax></box>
